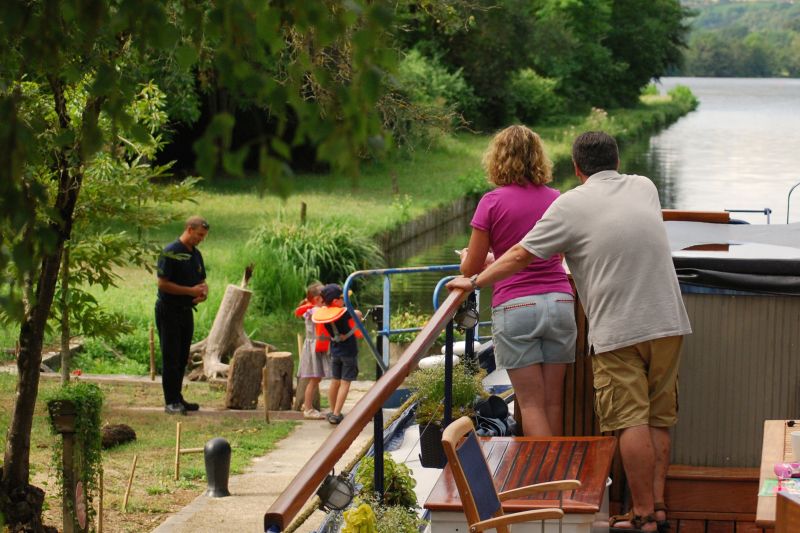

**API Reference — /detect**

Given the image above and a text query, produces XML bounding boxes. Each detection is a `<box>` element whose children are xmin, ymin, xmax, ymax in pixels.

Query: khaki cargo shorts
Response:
<box><xmin>592</xmin><ymin>335</ymin><xmax>683</xmax><ymax>433</ymax></box>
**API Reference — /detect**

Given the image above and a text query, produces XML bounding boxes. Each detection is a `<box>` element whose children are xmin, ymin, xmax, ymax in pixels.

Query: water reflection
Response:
<box><xmin>633</xmin><ymin>77</ymin><xmax>800</xmax><ymax>224</ymax></box>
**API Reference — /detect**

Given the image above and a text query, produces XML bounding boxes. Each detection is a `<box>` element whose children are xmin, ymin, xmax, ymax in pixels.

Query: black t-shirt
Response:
<box><xmin>324</xmin><ymin>310</ymin><xmax>359</xmax><ymax>358</ymax></box>
<box><xmin>156</xmin><ymin>239</ymin><xmax>205</xmax><ymax>306</ymax></box>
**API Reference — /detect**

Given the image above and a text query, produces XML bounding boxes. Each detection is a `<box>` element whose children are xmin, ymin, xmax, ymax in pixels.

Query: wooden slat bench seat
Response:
<box><xmin>424</xmin><ymin>436</ymin><xmax>616</xmax><ymax>533</ymax></box>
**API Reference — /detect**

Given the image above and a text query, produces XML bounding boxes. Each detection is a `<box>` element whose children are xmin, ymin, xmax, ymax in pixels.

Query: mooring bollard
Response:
<box><xmin>204</xmin><ymin>437</ymin><xmax>231</xmax><ymax>497</ymax></box>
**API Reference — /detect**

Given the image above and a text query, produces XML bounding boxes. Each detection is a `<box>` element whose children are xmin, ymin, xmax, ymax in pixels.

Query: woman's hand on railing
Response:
<box><xmin>446</xmin><ymin>276</ymin><xmax>473</xmax><ymax>293</ymax></box>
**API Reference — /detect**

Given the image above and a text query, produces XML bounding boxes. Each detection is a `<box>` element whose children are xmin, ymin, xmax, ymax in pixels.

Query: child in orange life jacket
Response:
<box><xmin>294</xmin><ymin>282</ymin><xmax>332</xmax><ymax>420</ymax></box>
<box><xmin>313</xmin><ymin>283</ymin><xmax>363</xmax><ymax>425</ymax></box>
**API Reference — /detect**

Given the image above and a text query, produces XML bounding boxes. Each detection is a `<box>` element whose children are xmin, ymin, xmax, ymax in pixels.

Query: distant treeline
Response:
<box><xmin>679</xmin><ymin>1</ymin><xmax>800</xmax><ymax>77</ymax></box>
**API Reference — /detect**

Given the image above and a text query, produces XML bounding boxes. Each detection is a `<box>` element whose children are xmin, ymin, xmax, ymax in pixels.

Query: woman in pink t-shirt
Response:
<box><xmin>460</xmin><ymin>125</ymin><xmax>577</xmax><ymax>436</ymax></box>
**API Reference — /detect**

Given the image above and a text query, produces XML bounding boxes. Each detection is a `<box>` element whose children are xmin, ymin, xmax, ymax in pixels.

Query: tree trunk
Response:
<box><xmin>265</xmin><ymin>352</ymin><xmax>294</xmax><ymax>411</ymax></box>
<box><xmin>190</xmin><ymin>284</ymin><xmax>252</xmax><ymax>380</ymax></box>
<box><xmin>60</xmin><ymin>243</ymin><xmax>71</xmax><ymax>385</ymax></box>
<box><xmin>224</xmin><ymin>345</ymin><xmax>267</xmax><ymax>410</ymax></box>
<box><xmin>3</xmin><ymin>242</ymin><xmax>67</xmax><ymax>509</ymax></box>
<box><xmin>187</xmin><ymin>283</ymin><xmax>276</xmax><ymax>382</ymax></box>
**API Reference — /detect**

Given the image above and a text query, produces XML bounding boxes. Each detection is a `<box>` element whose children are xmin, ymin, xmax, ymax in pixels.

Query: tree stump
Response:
<box><xmin>224</xmin><ymin>345</ymin><xmax>267</xmax><ymax>410</ymax></box>
<box><xmin>188</xmin><ymin>283</ymin><xmax>274</xmax><ymax>381</ymax></box>
<box><xmin>265</xmin><ymin>352</ymin><xmax>293</xmax><ymax>411</ymax></box>
<box><xmin>292</xmin><ymin>377</ymin><xmax>321</xmax><ymax>411</ymax></box>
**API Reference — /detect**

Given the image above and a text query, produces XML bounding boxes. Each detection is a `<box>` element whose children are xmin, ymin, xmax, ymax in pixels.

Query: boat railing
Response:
<box><xmin>263</xmin><ymin>273</ymin><xmax>471</xmax><ymax>532</ymax></box>
<box><xmin>341</xmin><ymin>265</ymin><xmax>490</xmax><ymax>372</ymax></box>
<box><xmin>788</xmin><ymin>180</ymin><xmax>800</xmax><ymax>223</ymax></box>
<box><xmin>725</xmin><ymin>207</ymin><xmax>772</xmax><ymax>224</ymax></box>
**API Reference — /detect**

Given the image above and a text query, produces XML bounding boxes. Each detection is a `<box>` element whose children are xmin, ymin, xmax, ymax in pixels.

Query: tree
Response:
<box><xmin>48</xmin><ymin>82</ymin><xmax>197</xmax><ymax>385</ymax></box>
<box><xmin>0</xmin><ymin>1</ymin><xmax>393</xmax><ymax>529</ymax></box>
<box><xmin>605</xmin><ymin>0</ymin><xmax>690</xmax><ymax>105</ymax></box>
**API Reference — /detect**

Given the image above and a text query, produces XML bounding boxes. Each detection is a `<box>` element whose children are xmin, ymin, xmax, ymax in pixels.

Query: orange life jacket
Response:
<box><xmin>295</xmin><ymin>302</ymin><xmax>331</xmax><ymax>353</ymax></box>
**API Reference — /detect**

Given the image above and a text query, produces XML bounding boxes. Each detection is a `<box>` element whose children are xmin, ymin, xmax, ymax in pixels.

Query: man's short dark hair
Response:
<box><xmin>572</xmin><ymin>131</ymin><xmax>619</xmax><ymax>177</ymax></box>
<box><xmin>185</xmin><ymin>215</ymin><xmax>209</xmax><ymax>230</ymax></box>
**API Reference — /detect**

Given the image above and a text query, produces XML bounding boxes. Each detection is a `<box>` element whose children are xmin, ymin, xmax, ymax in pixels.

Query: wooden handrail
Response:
<box><xmin>263</xmin><ymin>288</ymin><xmax>468</xmax><ymax>531</ymax></box>
<box><xmin>662</xmin><ymin>209</ymin><xmax>730</xmax><ymax>223</ymax></box>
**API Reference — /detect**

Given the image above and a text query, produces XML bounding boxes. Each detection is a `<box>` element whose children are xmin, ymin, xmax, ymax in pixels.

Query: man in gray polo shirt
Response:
<box><xmin>448</xmin><ymin>131</ymin><xmax>690</xmax><ymax>533</ymax></box>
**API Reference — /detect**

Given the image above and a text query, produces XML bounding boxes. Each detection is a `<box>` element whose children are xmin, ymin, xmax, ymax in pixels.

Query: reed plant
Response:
<box><xmin>249</xmin><ymin>221</ymin><xmax>384</xmax><ymax>287</ymax></box>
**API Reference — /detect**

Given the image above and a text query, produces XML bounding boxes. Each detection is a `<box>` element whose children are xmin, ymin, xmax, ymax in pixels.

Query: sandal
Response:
<box><xmin>609</xmin><ymin>511</ymin><xmax>658</xmax><ymax>533</ymax></box>
<box><xmin>654</xmin><ymin>502</ymin><xmax>670</xmax><ymax>533</ymax></box>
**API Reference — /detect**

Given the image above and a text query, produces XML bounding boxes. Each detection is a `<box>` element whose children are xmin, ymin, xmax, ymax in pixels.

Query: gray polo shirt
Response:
<box><xmin>519</xmin><ymin>170</ymin><xmax>691</xmax><ymax>353</ymax></box>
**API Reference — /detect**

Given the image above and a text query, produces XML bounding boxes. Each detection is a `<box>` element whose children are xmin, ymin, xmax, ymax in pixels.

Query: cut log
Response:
<box><xmin>225</xmin><ymin>345</ymin><xmax>267</xmax><ymax>410</ymax></box>
<box><xmin>265</xmin><ymin>352</ymin><xmax>294</xmax><ymax>411</ymax></box>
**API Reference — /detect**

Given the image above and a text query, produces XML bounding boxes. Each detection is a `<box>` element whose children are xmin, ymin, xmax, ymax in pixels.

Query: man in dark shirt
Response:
<box><xmin>155</xmin><ymin>216</ymin><xmax>209</xmax><ymax>415</ymax></box>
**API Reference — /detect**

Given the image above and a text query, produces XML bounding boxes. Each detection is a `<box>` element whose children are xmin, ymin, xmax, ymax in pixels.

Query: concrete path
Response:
<box><xmin>151</xmin><ymin>381</ymin><xmax>376</xmax><ymax>533</ymax></box>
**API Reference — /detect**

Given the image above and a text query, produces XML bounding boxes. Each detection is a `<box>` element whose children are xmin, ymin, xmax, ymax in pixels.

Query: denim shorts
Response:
<box><xmin>331</xmin><ymin>352</ymin><xmax>359</xmax><ymax>381</ymax></box>
<box><xmin>491</xmin><ymin>293</ymin><xmax>577</xmax><ymax>370</ymax></box>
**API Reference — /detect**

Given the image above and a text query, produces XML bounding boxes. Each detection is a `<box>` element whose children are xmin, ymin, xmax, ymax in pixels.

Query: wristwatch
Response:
<box><xmin>469</xmin><ymin>274</ymin><xmax>480</xmax><ymax>290</ymax></box>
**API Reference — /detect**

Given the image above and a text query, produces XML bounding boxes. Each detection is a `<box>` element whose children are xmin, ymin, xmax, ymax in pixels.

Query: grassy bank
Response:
<box><xmin>0</xmin><ymin>88</ymin><xmax>696</xmax><ymax>372</ymax></box>
<box><xmin>0</xmin><ymin>373</ymin><xmax>295</xmax><ymax>532</ymax></box>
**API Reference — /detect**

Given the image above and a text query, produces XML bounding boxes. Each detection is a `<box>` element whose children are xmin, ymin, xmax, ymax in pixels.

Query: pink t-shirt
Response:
<box><xmin>471</xmin><ymin>183</ymin><xmax>573</xmax><ymax>307</ymax></box>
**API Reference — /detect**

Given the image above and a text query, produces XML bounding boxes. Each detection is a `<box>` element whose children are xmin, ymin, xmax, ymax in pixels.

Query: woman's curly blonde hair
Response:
<box><xmin>483</xmin><ymin>125</ymin><xmax>553</xmax><ymax>187</ymax></box>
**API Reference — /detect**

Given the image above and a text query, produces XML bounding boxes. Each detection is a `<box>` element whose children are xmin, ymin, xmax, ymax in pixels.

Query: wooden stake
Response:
<box><xmin>300</xmin><ymin>201</ymin><xmax>307</xmax><ymax>225</ymax></box>
<box><xmin>174</xmin><ymin>422</ymin><xmax>181</xmax><ymax>481</ymax></box>
<box><xmin>149</xmin><ymin>325</ymin><xmax>156</xmax><ymax>381</ymax></box>
<box><xmin>262</xmin><ymin>364</ymin><xmax>270</xmax><ymax>424</ymax></box>
<box><xmin>98</xmin><ymin>469</ymin><xmax>104</xmax><ymax>533</ymax></box>
<box><xmin>122</xmin><ymin>454</ymin><xmax>138</xmax><ymax>513</ymax></box>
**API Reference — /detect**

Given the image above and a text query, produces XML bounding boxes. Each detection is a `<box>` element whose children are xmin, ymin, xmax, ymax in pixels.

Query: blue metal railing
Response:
<box><xmin>342</xmin><ymin>264</ymin><xmax>463</xmax><ymax>372</ymax></box>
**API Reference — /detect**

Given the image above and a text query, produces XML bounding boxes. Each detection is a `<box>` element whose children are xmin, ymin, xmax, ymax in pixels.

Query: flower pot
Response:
<box><xmin>418</xmin><ymin>422</ymin><xmax>447</xmax><ymax>469</ymax></box>
<box><xmin>48</xmin><ymin>399</ymin><xmax>77</xmax><ymax>434</ymax></box>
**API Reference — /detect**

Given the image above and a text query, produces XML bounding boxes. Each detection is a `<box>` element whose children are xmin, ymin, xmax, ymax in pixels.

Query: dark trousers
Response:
<box><xmin>155</xmin><ymin>300</ymin><xmax>194</xmax><ymax>405</ymax></box>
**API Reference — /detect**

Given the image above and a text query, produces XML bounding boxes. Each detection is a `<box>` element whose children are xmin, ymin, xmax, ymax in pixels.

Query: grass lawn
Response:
<box><xmin>0</xmin><ymin>373</ymin><xmax>295</xmax><ymax>533</ymax></box>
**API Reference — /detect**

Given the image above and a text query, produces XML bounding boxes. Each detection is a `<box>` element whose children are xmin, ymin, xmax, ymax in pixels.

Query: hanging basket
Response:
<box><xmin>418</xmin><ymin>422</ymin><xmax>447</xmax><ymax>469</ymax></box>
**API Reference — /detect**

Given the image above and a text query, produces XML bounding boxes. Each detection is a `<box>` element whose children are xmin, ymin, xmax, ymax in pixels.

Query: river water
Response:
<box><xmin>391</xmin><ymin>77</ymin><xmax>800</xmax><ymax>321</ymax></box>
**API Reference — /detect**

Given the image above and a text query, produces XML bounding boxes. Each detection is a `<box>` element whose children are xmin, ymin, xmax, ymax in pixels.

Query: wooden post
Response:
<box><xmin>98</xmin><ymin>469</ymin><xmax>103</xmax><ymax>533</ymax></box>
<box><xmin>300</xmin><ymin>202</ymin><xmax>307</xmax><ymax>225</ymax></box>
<box><xmin>122</xmin><ymin>454</ymin><xmax>138</xmax><ymax>512</ymax></box>
<box><xmin>49</xmin><ymin>400</ymin><xmax>83</xmax><ymax>533</ymax></box>
<box><xmin>262</xmin><ymin>364</ymin><xmax>270</xmax><ymax>423</ymax></box>
<box><xmin>149</xmin><ymin>325</ymin><xmax>156</xmax><ymax>381</ymax></box>
<box><xmin>62</xmin><ymin>430</ymin><xmax>76</xmax><ymax>533</ymax></box>
<box><xmin>174</xmin><ymin>422</ymin><xmax>182</xmax><ymax>481</ymax></box>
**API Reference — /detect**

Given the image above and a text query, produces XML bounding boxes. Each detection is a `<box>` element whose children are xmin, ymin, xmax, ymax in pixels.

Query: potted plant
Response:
<box><xmin>349</xmin><ymin>453</ymin><xmax>427</xmax><ymax>533</ymax></box>
<box><xmin>405</xmin><ymin>361</ymin><xmax>486</xmax><ymax>468</ymax></box>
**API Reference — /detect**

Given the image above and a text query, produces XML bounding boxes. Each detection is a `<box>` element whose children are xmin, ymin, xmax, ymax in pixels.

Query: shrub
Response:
<box><xmin>342</xmin><ymin>503</ymin><xmax>377</xmax><ymax>533</ymax></box>
<box><xmin>668</xmin><ymin>85</ymin><xmax>699</xmax><ymax>110</ymax></box>
<box><xmin>249</xmin><ymin>222</ymin><xmax>384</xmax><ymax>287</ymax></box>
<box><xmin>374</xmin><ymin>505</ymin><xmax>426</xmax><ymax>533</ymax></box>
<box><xmin>507</xmin><ymin>68</ymin><xmax>565</xmax><ymax>124</ymax></box>
<box><xmin>641</xmin><ymin>82</ymin><xmax>659</xmax><ymax>96</ymax></box>
<box><xmin>247</xmin><ymin>245</ymin><xmax>311</xmax><ymax>315</ymax></box>
<box><xmin>406</xmin><ymin>362</ymin><xmax>486</xmax><ymax>425</ymax></box>
<box><xmin>45</xmin><ymin>383</ymin><xmax>104</xmax><ymax>528</ymax></box>
<box><xmin>389</xmin><ymin>304</ymin><xmax>443</xmax><ymax>345</ymax></box>
<box><xmin>356</xmin><ymin>453</ymin><xmax>417</xmax><ymax>509</ymax></box>
<box><xmin>396</xmin><ymin>48</ymin><xmax>480</xmax><ymax>123</ymax></box>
